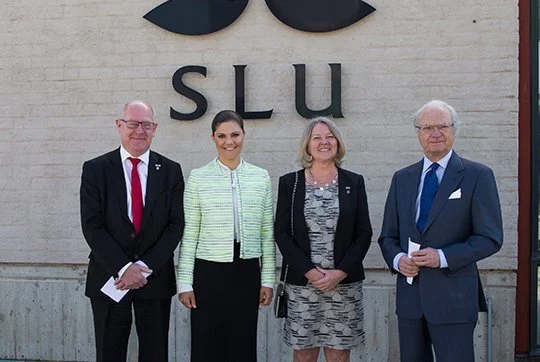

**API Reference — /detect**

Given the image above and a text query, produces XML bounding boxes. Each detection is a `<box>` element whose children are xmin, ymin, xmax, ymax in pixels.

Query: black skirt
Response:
<box><xmin>190</xmin><ymin>243</ymin><xmax>261</xmax><ymax>362</ymax></box>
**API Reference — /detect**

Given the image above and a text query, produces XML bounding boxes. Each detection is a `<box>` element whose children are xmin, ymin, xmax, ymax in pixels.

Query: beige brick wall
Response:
<box><xmin>0</xmin><ymin>0</ymin><xmax>518</xmax><ymax>360</ymax></box>
<box><xmin>0</xmin><ymin>0</ymin><xmax>518</xmax><ymax>266</ymax></box>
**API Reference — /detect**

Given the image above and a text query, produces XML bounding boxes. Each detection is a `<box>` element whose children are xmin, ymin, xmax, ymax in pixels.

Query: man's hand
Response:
<box><xmin>114</xmin><ymin>263</ymin><xmax>152</xmax><ymax>290</ymax></box>
<box><xmin>410</xmin><ymin>248</ymin><xmax>440</xmax><ymax>268</ymax></box>
<box><xmin>311</xmin><ymin>267</ymin><xmax>347</xmax><ymax>292</ymax></box>
<box><xmin>259</xmin><ymin>286</ymin><xmax>273</xmax><ymax>306</ymax></box>
<box><xmin>178</xmin><ymin>291</ymin><xmax>197</xmax><ymax>309</ymax></box>
<box><xmin>398</xmin><ymin>255</ymin><xmax>420</xmax><ymax>277</ymax></box>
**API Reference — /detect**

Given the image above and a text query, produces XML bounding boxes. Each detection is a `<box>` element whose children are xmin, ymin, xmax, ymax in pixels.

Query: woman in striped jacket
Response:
<box><xmin>177</xmin><ymin>110</ymin><xmax>275</xmax><ymax>362</ymax></box>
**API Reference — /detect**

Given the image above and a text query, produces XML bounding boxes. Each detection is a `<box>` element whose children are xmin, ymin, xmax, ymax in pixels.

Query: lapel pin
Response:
<box><xmin>345</xmin><ymin>186</ymin><xmax>351</xmax><ymax>194</ymax></box>
<box><xmin>155</xmin><ymin>164</ymin><xmax>161</xmax><ymax>171</ymax></box>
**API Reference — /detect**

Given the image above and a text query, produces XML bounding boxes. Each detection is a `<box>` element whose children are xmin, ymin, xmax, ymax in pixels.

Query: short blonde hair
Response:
<box><xmin>298</xmin><ymin>117</ymin><xmax>346</xmax><ymax>168</ymax></box>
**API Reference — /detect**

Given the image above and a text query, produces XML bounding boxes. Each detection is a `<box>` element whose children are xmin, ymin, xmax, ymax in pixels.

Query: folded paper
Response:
<box><xmin>407</xmin><ymin>238</ymin><xmax>420</xmax><ymax>285</ymax></box>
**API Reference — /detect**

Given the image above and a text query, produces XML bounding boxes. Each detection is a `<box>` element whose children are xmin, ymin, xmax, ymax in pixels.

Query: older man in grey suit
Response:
<box><xmin>378</xmin><ymin>100</ymin><xmax>503</xmax><ymax>362</ymax></box>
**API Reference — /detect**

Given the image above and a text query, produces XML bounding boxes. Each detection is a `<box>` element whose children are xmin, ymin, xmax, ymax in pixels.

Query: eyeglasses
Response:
<box><xmin>119</xmin><ymin>119</ymin><xmax>156</xmax><ymax>130</ymax></box>
<box><xmin>415</xmin><ymin>123</ymin><xmax>454</xmax><ymax>134</ymax></box>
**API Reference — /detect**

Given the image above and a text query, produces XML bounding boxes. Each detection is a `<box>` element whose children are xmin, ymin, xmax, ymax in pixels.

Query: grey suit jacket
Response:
<box><xmin>378</xmin><ymin>151</ymin><xmax>503</xmax><ymax>324</ymax></box>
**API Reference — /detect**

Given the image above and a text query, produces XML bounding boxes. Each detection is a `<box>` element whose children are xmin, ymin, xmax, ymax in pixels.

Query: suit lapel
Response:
<box><xmin>143</xmin><ymin>151</ymin><xmax>162</xmax><ymax>230</ymax></box>
<box><xmin>107</xmin><ymin>148</ymin><xmax>130</xmax><ymax>224</ymax></box>
<box><xmin>406</xmin><ymin>161</ymin><xmax>423</xmax><ymax>228</ymax></box>
<box><xmin>423</xmin><ymin>152</ymin><xmax>464</xmax><ymax>233</ymax></box>
<box><xmin>336</xmin><ymin>168</ymin><xmax>352</xmax><ymax>233</ymax></box>
<box><xmin>294</xmin><ymin>170</ymin><xmax>310</xmax><ymax>246</ymax></box>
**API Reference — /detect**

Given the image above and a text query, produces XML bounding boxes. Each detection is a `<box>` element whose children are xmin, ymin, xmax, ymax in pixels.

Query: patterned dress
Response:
<box><xmin>284</xmin><ymin>183</ymin><xmax>365</xmax><ymax>350</ymax></box>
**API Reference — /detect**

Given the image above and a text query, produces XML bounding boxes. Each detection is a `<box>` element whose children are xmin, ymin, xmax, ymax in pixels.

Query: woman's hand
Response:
<box><xmin>259</xmin><ymin>286</ymin><xmax>273</xmax><ymax>306</ymax></box>
<box><xmin>311</xmin><ymin>267</ymin><xmax>347</xmax><ymax>292</ymax></box>
<box><xmin>304</xmin><ymin>267</ymin><xmax>325</xmax><ymax>283</ymax></box>
<box><xmin>178</xmin><ymin>291</ymin><xmax>197</xmax><ymax>309</ymax></box>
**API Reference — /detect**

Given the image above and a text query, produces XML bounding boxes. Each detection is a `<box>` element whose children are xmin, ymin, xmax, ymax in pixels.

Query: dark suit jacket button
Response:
<box><xmin>134</xmin><ymin>254</ymin><xmax>139</xmax><ymax>260</ymax></box>
<box><xmin>130</xmin><ymin>233</ymin><xmax>136</xmax><ymax>238</ymax></box>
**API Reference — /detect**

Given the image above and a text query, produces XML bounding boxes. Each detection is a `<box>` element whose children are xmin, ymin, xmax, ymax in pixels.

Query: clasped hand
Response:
<box><xmin>114</xmin><ymin>263</ymin><xmax>152</xmax><ymax>291</ymax></box>
<box><xmin>305</xmin><ymin>267</ymin><xmax>347</xmax><ymax>292</ymax></box>
<box><xmin>398</xmin><ymin>247</ymin><xmax>440</xmax><ymax>277</ymax></box>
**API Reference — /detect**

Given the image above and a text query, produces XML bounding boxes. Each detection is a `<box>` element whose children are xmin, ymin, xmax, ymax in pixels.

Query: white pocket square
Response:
<box><xmin>449</xmin><ymin>188</ymin><xmax>461</xmax><ymax>199</ymax></box>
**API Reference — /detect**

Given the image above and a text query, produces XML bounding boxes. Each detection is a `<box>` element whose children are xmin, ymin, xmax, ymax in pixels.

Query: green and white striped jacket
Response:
<box><xmin>177</xmin><ymin>159</ymin><xmax>276</xmax><ymax>285</ymax></box>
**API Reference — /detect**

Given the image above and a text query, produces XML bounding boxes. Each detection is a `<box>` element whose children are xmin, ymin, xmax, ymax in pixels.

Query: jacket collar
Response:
<box><xmin>213</xmin><ymin>158</ymin><xmax>247</xmax><ymax>175</ymax></box>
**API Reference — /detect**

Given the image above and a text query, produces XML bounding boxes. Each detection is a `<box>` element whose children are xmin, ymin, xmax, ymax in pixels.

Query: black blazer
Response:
<box><xmin>274</xmin><ymin>168</ymin><xmax>373</xmax><ymax>286</ymax></box>
<box><xmin>80</xmin><ymin>148</ymin><xmax>184</xmax><ymax>300</ymax></box>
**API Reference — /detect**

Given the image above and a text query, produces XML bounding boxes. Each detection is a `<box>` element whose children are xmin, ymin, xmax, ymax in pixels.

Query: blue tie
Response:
<box><xmin>417</xmin><ymin>163</ymin><xmax>440</xmax><ymax>233</ymax></box>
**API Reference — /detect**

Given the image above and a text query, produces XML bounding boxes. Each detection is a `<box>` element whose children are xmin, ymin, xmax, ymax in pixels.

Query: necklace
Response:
<box><xmin>308</xmin><ymin>168</ymin><xmax>338</xmax><ymax>190</ymax></box>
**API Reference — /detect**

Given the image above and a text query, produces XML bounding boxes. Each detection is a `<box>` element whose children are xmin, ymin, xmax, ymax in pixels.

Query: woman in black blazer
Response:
<box><xmin>274</xmin><ymin>117</ymin><xmax>372</xmax><ymax>362</ymax></box>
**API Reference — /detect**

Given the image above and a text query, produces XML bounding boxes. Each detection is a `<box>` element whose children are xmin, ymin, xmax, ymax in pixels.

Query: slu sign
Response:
<box><xmin>171</xmin><ymin>64</ymin><xmax>343</xmax><ymax>121</ymax></box>
<box><xmin>143</xmin><ymin>1</ymin><xmax>376</xmax><ymax>119</ymax></box>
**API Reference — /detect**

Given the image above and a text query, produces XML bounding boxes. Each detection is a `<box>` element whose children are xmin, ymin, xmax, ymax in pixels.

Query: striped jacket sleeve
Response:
<box><xmin>176</xmin><ymin>170</ymin><xmax>200</xmax><ymax>285</ymax></box>
<box><xmin>260</xmin><ymin>171</ymin><xmax>276</xmax><ymax>285</ymax></box>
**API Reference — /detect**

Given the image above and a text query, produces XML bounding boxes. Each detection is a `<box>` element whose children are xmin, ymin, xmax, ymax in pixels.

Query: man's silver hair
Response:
<box><xmin>413</xmin><ymin>100</ymin><xmax>459</xmax><ymax>130</ymax></box>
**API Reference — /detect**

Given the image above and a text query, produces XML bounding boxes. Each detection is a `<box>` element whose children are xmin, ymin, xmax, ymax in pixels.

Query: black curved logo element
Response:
<box><xmin>143</xmin><ymin>0</ymin><xmax>249</xmax><ymax>36</ymax></box>
<box><xmin>265</xmin><ymin>0</ymin><xmax>375</xmax><ymax>33</ymax></box>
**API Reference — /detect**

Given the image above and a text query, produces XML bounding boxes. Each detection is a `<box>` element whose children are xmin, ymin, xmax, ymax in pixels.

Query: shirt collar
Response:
<box><xmin>422</xmin><ymin>149</ymin><xmax>453</xmax><ymax>173</ymax></box>
<box><xmin>120</xmin><ymin>146</ymin><xmax>150</xmax><ymax>166</ymax></box>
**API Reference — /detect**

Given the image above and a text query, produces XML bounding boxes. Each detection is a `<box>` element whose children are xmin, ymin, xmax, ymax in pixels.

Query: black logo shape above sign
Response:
<box><xmin>143</xmin><ymin>0</ymin><xmax>248</xmax><ymax>36</ymax></box>
<box><xmin>265</xmin><ymin>0</ymin><xmax>375</xmax><ymax>33</ymax></box>
<box><xmin>144</xmin><ymin>0</ymin><xmax>375</xmax><ymax>35</ymax></box>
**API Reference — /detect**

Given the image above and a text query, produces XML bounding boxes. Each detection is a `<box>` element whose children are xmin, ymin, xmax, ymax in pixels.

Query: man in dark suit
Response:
<box><xmin>378</xmin><ymin>100</ymin><xmax>503</xmax><ymax>362</ymax></box>
<box><xmin>80</xmin><ymin>100</ymin><xmax>184</xmax><ymax>362</ymax></box>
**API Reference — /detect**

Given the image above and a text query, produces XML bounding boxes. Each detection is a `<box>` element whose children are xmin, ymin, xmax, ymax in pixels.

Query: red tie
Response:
<box><xmin>129</xmin><ymin>157</ymin><xmax>143</xmax><ymax>234</ymax></box>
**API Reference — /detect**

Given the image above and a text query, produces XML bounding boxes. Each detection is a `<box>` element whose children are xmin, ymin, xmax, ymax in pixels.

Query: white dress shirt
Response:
<box><xmin>117</xmin><ymin>146</ymin><xmax>151</xmax><ymax>277</ymax></box>
<box><xmin>393</xmin><ymin>150</ymin><xmax>453</xmax><ymax>273</ymax></box>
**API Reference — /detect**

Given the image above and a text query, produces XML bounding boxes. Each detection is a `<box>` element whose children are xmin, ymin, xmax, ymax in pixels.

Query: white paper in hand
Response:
<box><xmin>100</xmin><ymin>269</ymin><xmax>152</xmax><ymax>302</ymax></box>
<box><xmin>407</xmin><ymin>237</ymin><xmax>420</xmax><ymax>285</ymax></box>
<box><xmin>101</xmin><ymin>277</ymin><xmax>129</xmax><ymax>302</ymax></box>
